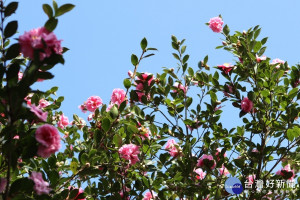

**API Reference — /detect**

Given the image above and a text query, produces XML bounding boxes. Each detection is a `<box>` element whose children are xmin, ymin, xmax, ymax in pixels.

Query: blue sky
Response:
<box><xmin>15</xmin><ymin>0</ymin><xmax>300</xmax><ymax>122</ymax></box>
<box><xmin>13</xmin><ymin>0</ymin><xmax>300</xmax><ymax>178</ymax></box>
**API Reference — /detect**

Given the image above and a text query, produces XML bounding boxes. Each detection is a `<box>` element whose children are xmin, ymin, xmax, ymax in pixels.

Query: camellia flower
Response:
<box><xmin>85</xmin><ymin>96</ymin><xmax>103</xmax><ymax>112</ymax></box>
<box><xmin>173</xmin><ymin>82</ymin><xmax>187</xmax><ymax>94</ymax></box>
<box><xmin>276</xmin><ymin>164</ymin><xmax>295</xmax><ymax>180</ymax></box>
<box><xmin>111</xmin><ymin>88</ymin><xmax>126</xmax><ymax>106</ymax></box>
<box><xmin>208</xmin><ymin>16</ymin><xmax>224</xmax><ymax>33</ymax></box>
<box><xmin>135</xmin><ymin>73</ymin><xmax>154</xmax><ymax>101</ymax></box>
<box><xmin>241</xmin><ymin>97</ymin><xmax>253</xmax><ymax>113</ymax></box>
<box><xmin>256</xmin><ymin>54</ymin><xmax>267</xmax><ymax>63</ymax></box>
<box><xmin>119</xmin><ymin>186</ymin><xmax>130</xmax><ymax>200</ymax></box>
<box><xmin>29</xmin><ymin>105</ymin><xmax>48</xmax><ymax>122</ymax></box>
<box><xmin>271</xmin><ymin>58</ymin><xmax>285</xmax><ymax>69</ymax></box>
<box><xmin>218</xmin><ymin>63</ymin><xmax>234</xmax><ymax>74</ymax></box>
<box><xmin>0</xmin><ymin>178</ymin><xmax>7</xmax><ymax>193</ymax></box>
<box><xmin>19</xmin><ymin>27</ymin><xmax>62</xmax><ymax>61</ymax></box>
<box><xmin>118</xmin><ymin>144</ymin><xmax>140</xmax><ymax>165</ymax></box>
<box><xmin>30</xmin><ymin>172</ymin><xmax>51</xmax><ymax>195</ymax></box>
<box><xmin>68</xmin><ymin>187</ymin><xmax>86</xmax><ymax>200</ymax></box>
<box><xmin>215</xmin><ymin>148</ymin><xmax>227</xmax><ymax>161</ymax></box>
<box><xmin>247</xmin><ymin>174</ymin><xmax>256</xmax><ymax>184</ymax></box>
<box><xmin>128</xmin><ymin>70</ymin><xmax>133</xmax><ymax>78</ymax></box>
<box><xmin>35</xmin><ymin>124</ymin><xmax>61</xmax><ymax>158</ymax></box>
<box><xmin>38</xmin><ymin>99</ymin><xmax>50</xmax><ymax>108</ymax></box>
<box><xmin>194</xmin><ymin>168</ymin><xmax>206</xmax><ymax>180</ymax></box>
<box><xmin>165</xmin><ymin>139</ymin><xmax>180</xmax><ymax>157</ymax></box>
<box><xmin>78</xmin><ymin>103</ymin><xmax>87</xmax><ymax>113</ymax></box>
<box><xmin>143</xmin><ymin>191</ymin><xmax>157</xmax><ymax>200</ymax></box>
<box><xmin>197</xmin><ymin>154</ymin><xmax>216</xmax><ymax>169</ymax></box>
<box><xmin>18</xmin><ymin>71</ymin><xmax>23</xmax><ymax>81</ymax></box>
<box><xmin>139</xmin><ymin>126</ymin><xmax>151</xmax><ymax>140</ymax></box>
<box><xmin>57</xmin><ymin>114</ymin><xmax>69</xmax><ymax>129</ymax></box>
<box><xmin>218</xmin><ymin>165</ymin><xmax>230</xmax><ymax>176</ymax></box>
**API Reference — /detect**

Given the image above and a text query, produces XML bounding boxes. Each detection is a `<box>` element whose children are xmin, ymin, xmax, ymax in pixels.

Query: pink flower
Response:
<box><xmin>139</xmin><ymin>127</ymin><xmax>151</xmax><ymax>140</ymax></box>
<box><xmin>218</xmin><ymin>165</ymin><xmax>230</xmax><ymax>176</ymax></box>
<box><xmin>57</xmin><ymin>114</ymin><xmax>69</xmax><ymax>129</ymax></box>
<box><xmin>19</xmin><ymin>27</ymin><xmax>62</xmax><ymax>61</ymax></box>
<box><xmin>18</xmin><ymin>71</ymin><xmax>23</xmax><ymax>81</ymax></box>
<box><xmin>118</xmin><ymin>144</ymin><xmax>140</xmax><ymax>165</ymax></box>
<box><xmin>35</xmin><ymin>124</ymin><xmax>61</xmax><ymax>158</ymax></box>
<box><xmin>0</xmin><ymin>178</ymin><xmax>7</xmax><ymax>193</ymax></box>
<box><xmin>271</xmin><ymin>58</ymin><xmax>285</xmax><ymax>69</ymax></box>
<box><xmin>256</xmin><ymin>55</ymin><xmax>267</xmax><ymax>63</ymax></box>
<box><xmin>194</xmin><ymin>168</ymin><xmax>206</xmax><ymax>180</ymax></box>
<box><xmin>276</xmin><ymin>164</ymin><xmax>295</xmax><ymax>180</ymax></box>
<box><xmin>87</xmin><ymin>113</ymin><xmax>94</xmax><ymax>121</ymax></box>
<box><xmin>143</xmin><ymin>191</ymin><xmax>157</xmax><ymax>200</ymax></box>
<box><xmin>252</xmin><ymin>149</ymin><xmax>259</xmax><ymax>153</ymax></box>
<box><xmin>135</xmin><ymin>73</ymin><xmax>154</xmax><ymax>102</ymax></box>
<box><xmin>165</xmin><ymin>139</ymin><xmax>180</xmax><ymax>157</ymax></box>
<box><xmin>218</xmin><ymin>63</ymin><xmax>233</xmax><ymax>74</ymax></box>
<box><xmin>78</xmin><ymin>104</ymin><xmax>87</xmax><ymax>113</ymax></box>
<box><xmin>38</xmin><ymin>99</ymin><xmax>50</xmax><ymax>108</ymax></box>
<box><xmin>208</xmin><ymin>17</ymin><xmax>224</xmax><ymax>33</ymax></box>
<box><xmin>247</xmin><ymin>174</ymin><xmax>256</xmax><ymax>184</ymax></box>
<box><xmin>119</xmin><ymin>187</ymin><xmax>130</xmax><ymax>200</ymax></box>
<box><xmin>29</xmin><ymin>105</ymin><xmax>48</xmax><ymax>122</ymax></box>
<box><xmin>68</xmin><ymin>187</ymin><xmax>85</xmax><ymax>200</ymax></box>
<box><xmin>128</xmin><ymin>70</ymin><xmax>133</xmax><ymax>78</ymax></box>
<box><xmin>13</xmin><ymin>135</ymin><xmax>19</xmax><ymax>140</ymax></box>
<box><xmin>25</xmin><ymin>94</ymin><xmax>33</xmax><ymax>106</ymax></box>
<box><xmin>241</xmin><ymin>97</ymin><xmax>253</xmax><ymax>113</ymax></box>
<box><xmin>86</xmin><ymin>96</ymin><xmax>103</xmax><ymax>112</ymax></box>
<box><xmin>173</xmin><ymin>82</ymin><xmax>187</xmax><ymax>94</ymax></box>
<box><xmin>106</xmin><ymin>103</ymin><xmax>114</xmax><ymax>112</ymax></box>
<box><xmin>111</xmin><ymin>88</ymin><xmax>126</xmax><ymax>106</ymax></box>
<box><xmin>197</xmin><ymin>154</ymin><xmax>216</xmax><ymax>169</ymax></box>
<box><xmin>30</xmin><ymin>172</ymin><xmax>51</xmax><ymax>195</ymax></box>
<box><xmin>215</xmin><ymin>148</ymin><xmax>227</xmax><ymax>160</ymax></box>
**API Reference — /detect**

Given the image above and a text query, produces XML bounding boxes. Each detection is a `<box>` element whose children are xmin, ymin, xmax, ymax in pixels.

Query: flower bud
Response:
<box><xmin>222</xmin><ymin>41</ymin><xmax>227</xmax><ymax>46</ymax></box>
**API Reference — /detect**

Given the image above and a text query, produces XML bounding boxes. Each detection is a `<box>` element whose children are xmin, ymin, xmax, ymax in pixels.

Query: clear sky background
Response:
<box><xmin>11</xmin><ymin>0</ymin><xmax>300</xmax><ymax>175</ymax></box>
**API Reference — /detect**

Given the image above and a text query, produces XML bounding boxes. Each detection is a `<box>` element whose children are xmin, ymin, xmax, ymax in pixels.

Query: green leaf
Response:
<box><xmin>6</xmin><ymin>43</ymin><xmax>20</xmax><ymax>60</ymax></box>
<box><xmin>123</xmin><ymin>78</ymin><xmax>131</xmax><ymax>89</ymax></box>
<box><xmin>37</xmin><ymin>71</ymin><xmax>54</xmax><ymax>80</ymax></box>
<box><xmin>102</xmin><ymin>118</ymin><xmax>111</xmax><ymax>132</ymax></box>
<box><xmin>182</xmin><ymin>55</ymin><xmax>189</xmax><ymax>64</ymax></box>
<box><xmin>141</xmin><ymin>37</ymin><xmax>147</xmax><ymax>50</ymax></box>
<box><xmin>203</xmin><ymin>55</ymin><xmax>208</xmax><ymax>64</ymax></box>
<box><xmin>55</xmin><ymin>4</ymin><xmax>75</xmax><ymax>17</ymax></box>
<box><xmin>288</xmin><ymin>88</ymin><xmax>298</xmax><ymax>99</ymax></box>
<box><xmin>171</xmin><ymin>35</ymin><xmax>177</xmax><ymax>43</ymax></box>
<box><xmin>4</xmin><ymin>21</ymin><xmax>18</xmax><ymax>38</ymax></box>
<box><xmin>131</xmin><ymin>54</ymin><xmax>138</xmax><ymax>66</ymax></box>
<box><xmin>53</xmin><ymin>1</ymin><xmax>58</xmax><ymax>12</ymax></box>
<box><xmin>80</xmin><ymin>153</ymin><xmax>88</xmax><ymax>165</ymax></box>
<box><xmin>172</xmin><ymin>53</ymin><xmax>180</xmax><ymax>61</ymax></box>
<box><xmin>223</xmin><ymin>25</ymin><xmax>230</xmax><ymax>35</ymax></box>
<box><xmin>181</xmin><ymin>45</ymin><xmax>187</xmax><ymax>54</ymax></box>
<box><xmin>113</xmin><ymin>134</ymin><xmax>122</xmax><ymax>147</ymax></box>
<box><xmin>287</xmin><ymin>126</ymin><xmax>300</xmax><ymax>141</ymax></box>
<box><xmin>70</xmin><ymin>161</ymin><xmax>78</xmax><ymax>174</ymax></box>
<box><xmin>4</xmin><ymin>2</ymin><xmax>18</xmax><ymax>17</ymax></box>
<box><xmin>127</xmin><ymin>125</ymin><xmax>138</xmax><ymax>134</ymax></box>
<box><xmin>253</xmin><ymin>41</ymin><xmax>262</xmax><ymax>53</ymax></box>
<box><xmin>45</xmin><ymin>17</ymin><xmax>58</xmax><ymax>32</ymax></box>
<box><xmin>109</xmin><ymin>105</ymin><xmax>119</xmax><ymax>119</ymax></box>
<box><xmin>209</xmin><ymin>91</ymin><xmax>217</xmax><ymax>102</ymax></box>
<box><xmin>43</xmin><ymin>4</ymin><xmax>53</xmax><ymax>18</ymax></box>
<box><xmin>9</xmin><ymin>178</ymin><xmax>34</xmax><ymax>196</ymax></box>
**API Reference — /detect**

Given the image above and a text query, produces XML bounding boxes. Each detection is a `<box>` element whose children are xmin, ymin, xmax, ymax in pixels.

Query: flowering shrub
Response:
<box><xmin>0</xmin><ymin>2</ymin><xmax>299</xmax><ymax>200</ymax></box>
